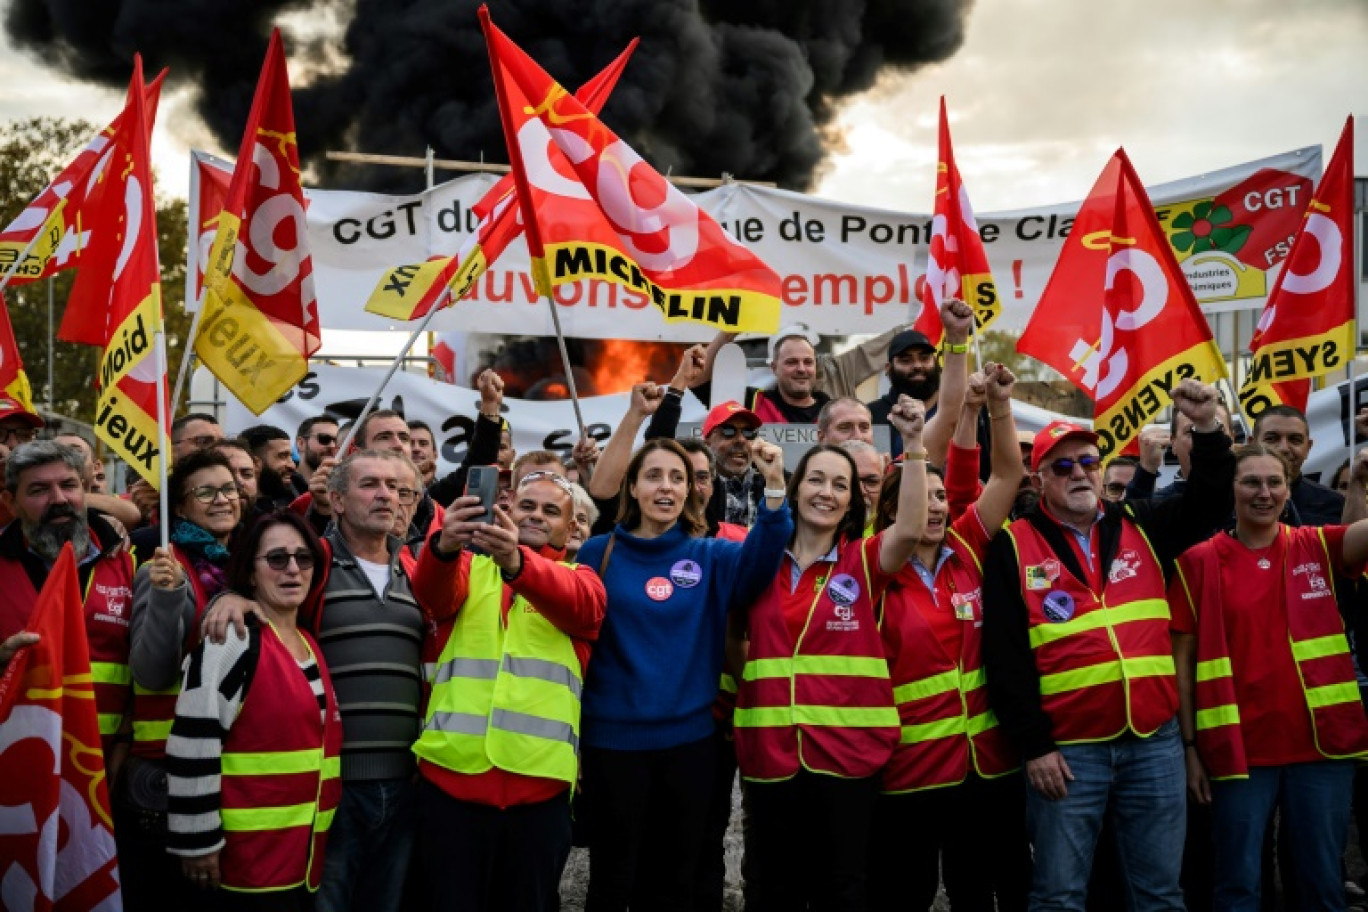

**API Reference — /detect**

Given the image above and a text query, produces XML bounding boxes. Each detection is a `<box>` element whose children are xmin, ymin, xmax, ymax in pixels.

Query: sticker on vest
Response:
<box><xmin>645</xmin><ymin>577</ymin><xmax>675</xmax><ymax>602</ymax></box>
<box><xmin>1025</xmin><ymin>559</ymin><xmax>1060</xmax><ymax>590</ymax></box>
<box><xmin>670</xmin><ymin>559</ymin><xmax>702</xmax><ymax>588</ymax></box>
<box><xmin>1108</xmin><ymin>550</ymin><xmax>1141</xmax><ymax>585</ymax></box>
<box><xmin>1042</xmin><ymin>590</ymin><xmax>1075</xmax><ymax>622</ymax></box>
<box><xmin>951</xmin><ymin>590</ymin><xmax>977</xmax><ymax>621</ymax></box>
<box><xmin>92</xmin><ymin>582</ymin><xmax>133</xmax><ymax>628</ymax></box>
<box><xmin>1292</xmin><ymin>561</ymin><xmax>1330</xmax><ymax>599</ymax></box>
<box><xmin>827</xmin><ymin>574</ymin><xmax>861</xmax><ymax>606</ymax></box>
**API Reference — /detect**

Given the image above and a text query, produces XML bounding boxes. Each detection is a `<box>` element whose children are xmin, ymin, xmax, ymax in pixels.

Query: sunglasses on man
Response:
<box><xmin>1045</xmin><ymin>455</ymin><xmax>1102</xmax><ymax>477</ymax></box>
<box><xmin>715</xmin><ymin>425</ymin><xmax>759</xmax><ymax>441</ymax></box>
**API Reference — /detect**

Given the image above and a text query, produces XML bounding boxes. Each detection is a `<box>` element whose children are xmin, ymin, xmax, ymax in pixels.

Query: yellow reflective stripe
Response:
<box><xmin>1291</xmin><ymin>634</ymin><xmax>1350</xmax><ymax>663</ymax></box>
<box><xmin>316</xmin><ymin>807</ymin><xmax>337</xmax><ymax>832</ymax></box>
<box><xmin>1028</xmin><ymin>599</ymin><xmax>1170</xmax><ymax>648</ymax></box>
<box><xmin>1039</xmin><ymin>662</ymin><xmax>1120</xmax><ymax>696</ymax></box>
<box><xmin>1305</xmin><ymin>681</ymin><xmax>1361</xmax><ymax>710</ymax></box>
<box><xmin>966</xmin><ymin>710</ymin><xmax>997</xmax><ymax>736</ymax></box>
<box><xmin>1124</xmin><ymin>655</ymin><xmax>1175</xmax><ymax>678</ymax></box>
<box><xmin>322</xmin><ymin>756</ymin><xmax>341</xmax><ymax>779</ymax></box>
<box><xmin>90</xmin><ymin>662</ymin><xmax>131</xmax><ymax>686</ymax></box>
<box><xmin>734</xmin><ymin>706</ymin><xmax>791</xmax><ymax>728</ymax></box>
<box><xmin>222</xmin><ymin>802</ymin><xmax>316</xmax><ymax>831</ymax></box>
<box><xmin>792</xmin><ymin>655</ymin><xmax>889</xmax><ymax>677</ymax></box>
<box><xmin>132</xmin><ymin>719</ymin><xmax>173</xmax><ymax>742</ymax></box>
<box><xmin>892</xmin><ymin>669</ymin><xmax>960</xmax><ymax>704</ymax></box>
<box><xmin>719</xmin><ymin>673</ymin><xmax>737</xmax><ymax>694</ymax></box>
<box><xmin>1196</xmin><ymin>657</ymin><xmax>1233</xmax><ymax>682</ymax></box>
<box><xmin>792</xmin><ymin>705</ymin><xmax>899</xmax><ymax>727</ymax></box>
<box><xmin>98</xmin><ymin>713</ymin><xmax>122</xmax><ymax>735</ymax></box>
<box><xmin>745</xmin><ymin>658</ymin><xmax>793</xmax><ymax>681</ymax></box>
<box><xmin>1196</xmin><ymin>704</ymin><xmax>1240</xmax><ymax>730</ymax></box>
<box><xmin>961</xmin><ymin>667</ymin><xmax>986</xmax><ymax>692</ymax></box>
<box><xmin>222</xmin><ymin>748</ymin><xmax>323</xmax><ymax>777</ymax></box>
<box><xmin>901</xmin><ymin>716</ymin><xmax>963</xmax><ymax>743</ymax></box>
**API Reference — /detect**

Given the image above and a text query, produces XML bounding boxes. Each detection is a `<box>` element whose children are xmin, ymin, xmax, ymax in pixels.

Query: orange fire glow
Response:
<box><xmin>585</xmin><ymin>340</ymin><xmax>687</xmax><ymax>394</ymax></box>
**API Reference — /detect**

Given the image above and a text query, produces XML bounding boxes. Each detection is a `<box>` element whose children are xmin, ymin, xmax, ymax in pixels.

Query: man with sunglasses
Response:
<box><xmin>702</xmin><ymin>400</ymin><xmax>770</xmax><ymax>528</ymax></box>
<box><xmin>981</xmin><ymin>379</ymin><xmax>1234</xmax><ymax>911</ymax></box>
<box><xmin>293</xmin><ymin>414</ymin><xmax>340</xmax><ymax>496</ymax></box>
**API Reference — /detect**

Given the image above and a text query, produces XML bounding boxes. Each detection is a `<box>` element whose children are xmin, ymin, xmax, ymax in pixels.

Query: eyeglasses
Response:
<box><xmin>1103</xmin><ymin>482</ymin><xmax>1127</xmax><ymax>498</ymax></box>
<box><xmin>174</xmin><ymin>434</ymin><xmax>219</xmax><ymax>450</ymax></box>
<box><xmin>395</xmin><ymin>487</ymin><xmax>418</xmax><ymax>505</ymax></box>
<box><xmin>1047</xmin><ymin>455</ymin><xmax>1102</xmax><ymax>477</ymax></box>
<box><xmin>311</xmin><ymin>433</ymin><xmax>337</xmax><ymax>447</ymax></box>
<box><xmin>257</xmin><ymin>548</ymin><xmax>316</xmax><ymax>572</ymax></box>
<box><xmin>520</xmin><ymin>470</ymin><xmax>575</xmax><ymax>495</ymax></box>
<box><xmin>715</xmin><ymin>425</ymin><xmax>758</xmax><ymax>441</ymax></box>
<box><xmin>187</xmin><ymin>483</ymin><xmax>242</xmax><ymax>504</ymax></box>
<box><xmin>0</xmin><ymin>426</ymin><xmax>36</xmax><ymax>445</ymax></box>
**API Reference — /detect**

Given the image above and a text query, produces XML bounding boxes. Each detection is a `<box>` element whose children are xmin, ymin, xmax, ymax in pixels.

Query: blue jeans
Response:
<box><xmin>317</xmin><ymin>777</ymin><xmax>417</xmax><ymax>912</ymax></box>
<box><xmin>1211</xmin><ymin>760</ymin><xmax>1355</xmax><ymax>912</ymax></box>
<box><xmin>1027</xmin><ymin>717</ymin><xmax>1186</xmax><ymax>911</ymax></box>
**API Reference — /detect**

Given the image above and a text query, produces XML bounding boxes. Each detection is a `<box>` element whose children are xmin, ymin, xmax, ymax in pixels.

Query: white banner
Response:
<box><xmin>189</xmin><ymin>147</ymin><xmax>1324</xmax><ymax>341</ymax></box>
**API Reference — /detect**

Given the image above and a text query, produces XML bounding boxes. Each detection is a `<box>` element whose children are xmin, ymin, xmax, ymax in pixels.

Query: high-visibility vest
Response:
<box><xmin>132</xmin><ymin>545</ymin><xmax>209</xmax><ymax>759</ymax></box>
<box><xmin>1178</xmin><ymin>525</ymin><xmax>1368</xmax><ymax>779</ymax></box>
<box><xmin>878</xmin><ymin>529</ymin><xmax>1018</xmax><ymax>793</ymax></box>
<box><xmin>735</xmin><ymin>537</ymin><xmax>899</xmax><ymax>781</ymax></box>
<box><xmin>7</xmin><ymin>544</ymin><xmax>134</xmax><ymax>740</ymax></box>
<box><xmin>220</xmin><ymin>622</ymin><xmax>342</xmax><ymax>893</ymax></box>
<box><xmin>1006</xmin><ymin>514</ymin><xmax>1177</xmax><ymax>744</ymax></box>
<box><xmin>412</xmin><ymin>554</ymin><xmax>584</xmax><ymax>787</ymax></box>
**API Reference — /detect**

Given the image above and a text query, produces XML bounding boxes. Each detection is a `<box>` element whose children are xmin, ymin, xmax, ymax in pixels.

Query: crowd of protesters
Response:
<box><xmin>3</xmin><ymin>298</ymin><xmax>1368</xmax><ymax>912</ymax></box>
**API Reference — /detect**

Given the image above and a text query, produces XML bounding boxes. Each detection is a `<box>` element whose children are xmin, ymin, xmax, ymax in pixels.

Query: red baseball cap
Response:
<box><xmin>1031</xmin><ymin>420</ymin><xmax>1099</xmax><ymax>473</ymax></box>
<box><xmin>0</xmin><ymin>393</ymin><xmax>43</xmax><ymax>429</ymax></box>
<box><xmin>703</xmin><ymin>401</ymin><xmax>762</xmax><ymax>438</ymax></box>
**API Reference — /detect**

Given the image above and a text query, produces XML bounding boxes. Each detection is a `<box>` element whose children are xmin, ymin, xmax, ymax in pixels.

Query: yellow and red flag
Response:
<box><xmin>479</xmin><ymin>8</ymin><xmax>781</xmax><ymax>334</ymax></box>
<box><xmin>365</xmin><ymin>41</ymin><xmax>638</xmax><ymax>323</ymax></box>
<box><xmin>58</xmin><ymin>57</ymin><xmax>170</xmax><ymax>485</ymax></box>
<box><xmin>0</xmin><ymin>544</ymin><xmax>122</xmax><ymax>911</ymax></box>
<box><xmin>0</xmin><ymin>72</ymin><xmax>164</xmax><ymax>288</ymax></box>
<box><xmin>918</xmin><ymin>96</ymin><xmax>999</xmax><ymax>343</ymax></box>
<box><xmin>1239</xmin><ymin>117</ymin><xmax>1355</xmax><ymax>419</ymax></box>
<box><xmin>1018</xmin><ymin>149</ymin><xmax>1227</xmax><ymax>458</ymax></box>
<box><xmin>0</xmin><ymin>292</ymin><xmax>34</xmax><ymax>410</ymax></box>
<box><xmin>195</xmin><ymin>29</ymin><xmax>320</xmax><ymax>415</ymax></box>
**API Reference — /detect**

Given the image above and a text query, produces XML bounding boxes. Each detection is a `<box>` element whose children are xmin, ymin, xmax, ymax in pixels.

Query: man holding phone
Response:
<box><xmin>410</xmin><ymin>472</ymin><xmax>607</xmax><ymax>912</ymax></box>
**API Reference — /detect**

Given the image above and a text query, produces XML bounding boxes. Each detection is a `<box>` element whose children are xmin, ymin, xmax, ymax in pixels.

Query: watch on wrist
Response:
<box><xmin>943</xmin><ymin>341</ymin><xmax>970</xmax><ymax>354</ymax></box>
<box><xmin>763</xmin><ymin>487</ymin><xmax>787</xmax><ymax>500</ymax></box>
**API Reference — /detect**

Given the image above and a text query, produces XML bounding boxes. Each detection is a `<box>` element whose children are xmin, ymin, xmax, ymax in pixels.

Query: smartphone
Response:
<box><xmin>464</xmin><ymin>465</ymin><xmax>499</xmax><ymax>525</ymax></box>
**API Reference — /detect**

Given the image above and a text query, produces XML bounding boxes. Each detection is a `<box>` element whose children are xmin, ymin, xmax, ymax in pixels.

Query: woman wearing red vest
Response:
<box><xmin>867</xmin><ymin>364</ymin><xmax>1031</xmax><ymax>911</ymax></box>
<box><xmin>735</xmin><ymin>395</ymin><xmax>928</xmax><ymax>911</ymax></box>
<box><xmin>121</xmin><ymin>449</ymin><xmax>243</xmax><ymax>909</ymax></box>
<box><xmin>167</xmin><ymin>512</ymin><xmax>343</xmax><ymax>908</ymax></box>
<box><xmin>1173</xmin><ymin>444</ymin><xmax>1368</xmax><ymax>912</ymax></box>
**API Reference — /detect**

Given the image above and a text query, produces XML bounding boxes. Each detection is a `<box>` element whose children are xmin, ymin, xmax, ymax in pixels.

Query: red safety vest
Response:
<box><xmin>219</xmin><ymin>624</ymin><xmax>343</xmax><ymax>893</ymax></box>
<box><xmin>735</xmin><ymin>538</ymin><xmax>899</xmax><ymax>781</ymax></box>
<box><xmin>1006</xmin><ymin>515</ymin><xmax>1177</xmax><ymax>744</ymax></box>
<box><xmin>4</xmin><ymin>541</ymin><xmax>133</xmax><ymax>744</ymax></box>
<box><xmin>878</xmin><ymin>529</ymin><xmax>1018</xmax><ymax>793</ymax></box>
<box><xmin>1179</xmin><ymin>526</ymin><xmax>1368</xmax><ymax>779</ymax></box>
<box><xmin>132</xmin><ymin>545</ymin><xmax>210</xmax><ymax>759</ymax></box>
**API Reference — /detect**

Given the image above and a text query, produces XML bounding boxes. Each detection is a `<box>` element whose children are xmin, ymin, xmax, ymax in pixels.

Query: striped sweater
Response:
<box><xmin>165</xmin><ymin>625</ymin><xmax>326</xmax><ymax>857</ymax></box>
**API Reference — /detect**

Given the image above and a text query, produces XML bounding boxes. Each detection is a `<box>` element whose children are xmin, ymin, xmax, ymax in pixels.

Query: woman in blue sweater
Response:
<box><xmin>576</xmin><ymin>436</ymin><xmax>791</xmax><ymax>911</ymax></box>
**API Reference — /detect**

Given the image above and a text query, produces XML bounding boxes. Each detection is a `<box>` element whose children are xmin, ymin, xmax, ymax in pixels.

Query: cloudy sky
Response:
<box><xmin>1</xmin><ymin>0</ymin><xmax>1364</xmax><ymax>355</ymax></box>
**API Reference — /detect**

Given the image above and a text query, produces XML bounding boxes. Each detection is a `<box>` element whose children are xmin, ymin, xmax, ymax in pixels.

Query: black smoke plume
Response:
<box><xmin>5</xmin><ymin>0</ymin><xmax>969</xmax><ymax>192</ymax></box>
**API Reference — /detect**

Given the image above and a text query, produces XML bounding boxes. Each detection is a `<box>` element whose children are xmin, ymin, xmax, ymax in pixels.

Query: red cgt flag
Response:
<box><xmin>1018</xmin><ymin>149</ymin><xmax>1227</xmax><ymax>458</ymax></box>
<box><xmin>0</xmin><ymin>545</ymin><xmax>122</xmax><ymax>911</ymax></box>
<box><xmin>0</xmin><ymin>292</ymin><xmax>35</xmax><ymax>410</ymax></box>
<box><xmin>917</xmin><ymin>97</ymin><xmax>1000</xmax><ymax>344</ymax></box>
<box><xmin>58</xmin><ymin>57</ymin><xmax>170</xmax><ymax>487</ymax></box>
<box><xmin>479</xmin><ymin>7</ymin><xmax>781</xmax><ymax>335</ymax></box>
<box><xmin>365</xmin><ymin>41</ymin><xmax>638</xmax><ymax>323</ymax></box>
<box><xmin>0</xmin><ymin>73</ymin><xmax>164</xmax><ymax>288</ymax></box>
<box><xmin>1239</xmin><ymin>116</ymin><xmax>1355</xmax><ymax>419</ymax></box>
<box><xmin>196</xmin><ymin>29</ymin><xmax>321</xmax><ymax>415</ymax></box>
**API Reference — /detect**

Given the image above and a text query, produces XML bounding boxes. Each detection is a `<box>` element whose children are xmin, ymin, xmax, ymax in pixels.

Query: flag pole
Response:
<box><xmin>154</xmin><ymin>323</ymin><xmax>172</xmax><ymax>552</ymax></box>
<box><xmin>542</xmin><ymin>294</ymin><xmax>588</xmax><ymax>439</ymax></box>
<box><xmin>170</xmin><ymin>300</ymin><xmax>205</xmax><ymax>413</ymax></box>
<box><xmin>337</xmin><ymin>289</ymin><xmax>450</xmax><ymax>456</ymax></box>
<box><xmin>1351</xmin><ymin>204</ymin><xmax>1363</xmax><ymax>447</ymax></box>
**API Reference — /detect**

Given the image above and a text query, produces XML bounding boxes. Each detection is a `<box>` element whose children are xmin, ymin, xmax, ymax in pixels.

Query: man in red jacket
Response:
<box><xmin>409</xmin><ymin>472</ymin><xmax>606</xmax><ymax>912</ymax></box>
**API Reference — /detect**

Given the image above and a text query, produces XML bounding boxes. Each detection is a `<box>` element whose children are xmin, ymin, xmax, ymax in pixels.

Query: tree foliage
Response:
<box><xmin>0</xmin><ymin>117</ymin><xmax>190</xmax><ymax>422</ymax></box>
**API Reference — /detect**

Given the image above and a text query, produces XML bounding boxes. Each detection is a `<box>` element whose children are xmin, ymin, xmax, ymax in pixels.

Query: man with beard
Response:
<box><xmin>0</xmin><ymin>441</ymin><xmax>135</xmax><ymax>777</ymax></box>
<box><xmin>242</xmin><ymin>423</ymin><xmax>298</xmax><ymax>508</ymax></box>
<box><xmin>293</xmin><ymin>415</ymin><xmax>340</xmax><ymax>495</ymax></box>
